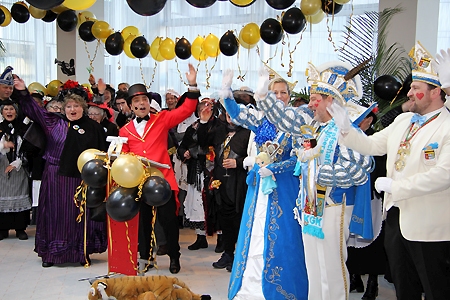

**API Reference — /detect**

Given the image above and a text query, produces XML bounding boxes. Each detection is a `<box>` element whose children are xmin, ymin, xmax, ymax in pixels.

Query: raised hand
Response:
<box><xmin>254</xmin><ymin>67</ymin><xmax>270</xmax><ymax>100</ymax></box>
<box><xmin>432</xmin><ymin>48</ymin><xmax>450</xmax><ymax>88</ymax></box>
<box><xmin>13</xmin><ymin>78</ymin><xmax>26</xmax><ymax>91</ymax></box>
<box><xmin>97</xmin><ymin>78</ymin><xmax>106</xmax><ymax>94</ymax></box>
<box><xmin>326</xmin><ymin>101</ymin><xmax>351</xmax><ymax>134</ymax></box>
<box><xmin>185</xmin><ymin>63</ymin><xmax>197</xmax><ymax>86</ymax></box>
<box><xmin>219</xmin><ymin>69</ymin><xmax>233</xmax><ymax>100</ymax></box>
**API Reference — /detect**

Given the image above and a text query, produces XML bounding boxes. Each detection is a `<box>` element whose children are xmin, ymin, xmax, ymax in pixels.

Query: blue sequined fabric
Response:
<box><xmin>254</xmin><ymin>119</ymin><xmax>277</xmax><ymax>147</ymax></box>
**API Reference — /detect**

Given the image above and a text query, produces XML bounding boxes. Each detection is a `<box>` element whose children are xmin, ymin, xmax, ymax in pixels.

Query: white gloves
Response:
<box><xmin>297</xmin><ymin>146</ymin><xmax>320</xmax><ymax>161</ymax></box>
<box><xmin>243</xmin><ymin>156</ymin><xmax>255</xmax><ymax>168</ymax></box>
<box><xmin>432</xmin><ymin>48</ymin><xmax>450</xmax><ymax>88</ymax></box>
<box><xmin>327</xmin><ymin>101</ymin><xmax>351</xmax><ymax>134</ymax></box>
<box><xmin>254</xmin><ymin>67</ymin><xmax>270</xmax><ymax>101</ymax></box>
<box><xmin>258</xmin><ymin>167</ymin><xmax>273</xmax><ymax>178</ymax></box>
<box><xmin>219</xmin><ymin>69</ymin><xmax>234</xmax><ymax>100</ymax></box>
<box><xmin>375</xmin><ymin>177</ymin><xmax>393</xmax><ymax>194</ymax></box>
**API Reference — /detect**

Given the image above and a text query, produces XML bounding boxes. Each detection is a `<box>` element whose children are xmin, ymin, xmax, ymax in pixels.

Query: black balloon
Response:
<box><xmin>141</xmin><ymin>176</ymin><xmax>172</xmax><ymax>207</ymax></box>
<box><xmin>281</xmin><ymin>7</ymin><xmax>306</xmax><ymax>34</ymax></box>
<box><xmin>130</xmin><ymin>36</ymin><xmax>150</xmax><ymax>59</ymax></box>
<box><xmin>26</xmin><ymin>0</ymin><xmax>64</xmax><ymax>10</ymax></box>
<box><xmin>175</xmin><ymin>37</ymin><xmax>191</xmax><ymax>60</ymax></box>
<box><xmin>219</xmin><ymin>30</ymin><xmax>239</xmax><ymax>56</ymax></box>
<box><xmin>41</xmin><ymin>10</ymin><xmax>57</xmax><ymax>23</ymax></box>
<box><xmin>78</xmin><ymin>21</ymin><xmax>96</xmax><ymax>42</ymax></box>
<box><xmin>186</xmin><ymin>0</ymin><xmax>216</xmax><ymax>8</ymax></box>
<box><xmin>0</xmin><ymin>8</ymin><xmax>5</xmax><ymax>25</ymax></box>
<box><xmin>399</xmin><ymin>73</ymin><xmax>412</xmax><ymax>97</ymax></box>
<box><xmin>81</xmin><ymin>159</ymin><xmax>108</xmax><ymax>188</ymax></box>
<box><xmin>373</xmin><ymin>75</ymin><xmax>402</xmax><ymax>101</ymax></box>
<box><xmin>321</xmin><ymin>0</ymin><xmax>343</xmax><ymax>15</ymax></box>
<box><xmin>127</xmin><ymin>0</ymin><xmax>167</xmax><ymax>16</ymax></box>
<box><xmin>89</xmin><ymin>202</ymin><xmax>106</xmax><ymax>222</ymax></box>
<box><xmin>105</xmin><ymin>32</ymin><xmax>124</xmax><ymax>56</ymax></box>
<box><xmin>266</xmin><ymin>0</ymin><xmax>295</xmax><ymax>9</ymax></box>
<box><xmin>260</xmin><ymin>18</ymin><xmax>284</xmax><ymax>45</ymax></box>
<box><xmin>11</xmin><ymin>3</ymin><xmax>30</xmax><ymax>23</ymax></box>
<box><xmin>85</xmin><ymin>186</ymin><xmax>106</xmax><ymax>208</ymax></box>
<box><xmin>106</xmin><ymin>187</ymin><xmax>140</xmax><ymax>222</ymax></box>
<box><xmin>57</xmin><ymin>9</ymin><xmax>77</xmax><ymax>32</ymax></box>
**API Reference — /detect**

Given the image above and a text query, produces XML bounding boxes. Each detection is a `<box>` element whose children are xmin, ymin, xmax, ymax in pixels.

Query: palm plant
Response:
<box><xmin>0</xmin><ymin>40</ymin><xmax>5</xmax><ymax>54</ymax></box>
<box><xmin>338</xmin><ymin>6</ymin><xmax>411</xmax><ymax>116</ymax></box>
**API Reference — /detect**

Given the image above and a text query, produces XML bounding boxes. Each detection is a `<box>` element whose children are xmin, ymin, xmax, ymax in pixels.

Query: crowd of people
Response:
<box><xmin>1</xmin><ymin>41</ymin><xmax>450</xmax><ymax>300</ymax></box>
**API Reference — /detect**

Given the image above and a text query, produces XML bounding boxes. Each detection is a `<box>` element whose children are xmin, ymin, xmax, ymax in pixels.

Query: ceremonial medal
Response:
<box><xmin>73</xmin><ymin>125</ymin><xmax>79</xmax><ymax>130</ymax></box>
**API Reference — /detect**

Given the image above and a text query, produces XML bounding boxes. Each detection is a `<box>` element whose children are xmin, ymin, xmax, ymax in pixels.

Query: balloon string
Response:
<box><xmin>340</xmin><ymin>0</ymin><xmax>354</xmax><ymax>53</ymax></box>
<box><xmin>288</xmin><ymin>27</ymin><xmax>306</xmax><ymax>78</ymax></box>
<box><xmin>175</xmin><ymin>58</ymin><xmax>188</xmax><ymax>87</ymax></box>
<box><xmin>326</xmin><ymin>13</ymin><xmax>338</xmax><ymax>52</ymax></box>
<box><xmin>139</xmin><ymin>59</ymin><xmax>150</xmax><ymax>90</ymax></box>
<box><xmin>74</xmin><ymin>182</ymin><xmax>87</xmax><ymax>223</ymax></box>
<box><xmin>83</xmin><ymin>39</ymin><xmax>101</xmax><ymax>73</ymax></box>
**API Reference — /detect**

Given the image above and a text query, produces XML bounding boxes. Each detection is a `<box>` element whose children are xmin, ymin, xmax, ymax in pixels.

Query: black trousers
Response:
<box><xmin>138</xmin><ymin>192</ymin><xmax>180</xmax><ymax>260</ymax></box>
<box><xmin>385</xmin><ymin>207</ymin><xmax>450</xmax><ymax>300</ymax></box>
<box><xmin>218</xmin><ymin>188</ymin><xmax>243</xmax><ymax>256</ymax></box>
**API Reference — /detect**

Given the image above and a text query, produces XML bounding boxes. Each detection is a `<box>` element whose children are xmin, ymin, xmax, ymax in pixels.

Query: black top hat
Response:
<box><xmin>127</xmin><ymin>84</ymin><xmax>152</xmax><ymax>104</ymax></box>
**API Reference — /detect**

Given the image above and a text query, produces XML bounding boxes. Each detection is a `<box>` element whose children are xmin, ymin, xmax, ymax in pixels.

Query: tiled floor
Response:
<box><xmin>0</xmin><ymin>226</ymin><xmax>397</xmax><ymax>300</ymax></box>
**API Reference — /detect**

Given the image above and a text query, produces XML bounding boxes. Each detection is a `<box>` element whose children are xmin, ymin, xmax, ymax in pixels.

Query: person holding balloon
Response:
<box><xmin>118</xmin><ymin>63</ymin><xmax>200</xmax><ymax>274</ymax></box>
<box><xmin>12</xmin><ymin>76</ymin><xmax>108</xmax><ymax>268</ymax></box>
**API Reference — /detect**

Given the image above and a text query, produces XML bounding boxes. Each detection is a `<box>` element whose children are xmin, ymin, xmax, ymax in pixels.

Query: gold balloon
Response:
<box><xmin>159</xmin><ymin>37</ymin><xmax>176</xmax><ymax>60</ymax></box>
<box><xmin>238</xmin><ymin>30</ymin><xmax>256</xmax><ymax>49</ymax></box>
<box><xmin>147</xmin><ymin>167</ymin><xmax>164</xmax><ymax>178</ymax></box>
<box><xmin>51</xmin><ymin>5</ymin><xmax>69</xmax><ymax>14</ymax></box>
<box><xmin>28</xmin><ymin>82</ymin><xmax>47</xmax><ymax>95</ymax></box>
<box><xmin>240</xmin><ymin>23</ymin><xmax>260</xmax><ymax>45</ymax></box>
<box><xmin>77</xmin><ymin>148</ymin><xmax>101</xmax><ymax>173</ymax></box>
<box><xmin>63</xmin><ymin>0</ymin><xmax>97</xmax><ymax>10</ymax></box>
<box><xmin>202</xmin><ymin>34</ymin><xmax>220</xmax><ymax>58</ymax></box>
<box><xmin>124</xmin><ymin>35</ymin><xmax>136</xmax><ymax>59</ymax></box>
<box><xmin>121</xmin><ymin>26</ymin><xmax>141</xmax><ymax>41</ymax></box>
<box><xmin>301</xmin><ymin>0</ymin><xmax>322</xmax><ymax>16</ymax></box>
<box><xmin>334</xmin><ymin>0</ymin><xmax>350</xmax><ymax>4</ymax></box>
<box><xmin>230</xmin><ymin>0</ymin><xmax>256</xmax><ymax>7</ymax></box>
<box><xmin>78</xmin><ymin>11</ymin><xmax>96</xmax><ymax>26</ymax></box>
<box><xmin>150</xmin><ymin>37</ymin><xmax>165</xmax><ymax>62</ymax></box>
<box><xmin>306</xmin><ymin>10</ymin><xmax>325</xmax><ymax>24</ymax></box>
<box><xmin>91</xmin><ymin>20</ymin><xmax>113</xmax><ymax>40</ymax></box>
<box><xmin>29</xmin><ymin>5</ymin><xmax>46</xmax><ymax>19</ymax></box>
<box><xmin>46</xmin><ymin>80</ymin><xmax>63</xmax><ymax>97</ymax></box>
<box><xmin>0</xmin><ymin>6</ymin><xmax>12</xmax><ymax>27</ymax></box>
<box><xmin>111</xmin><ymin>154</ymin><xmax>145</xmax><ymax>188</ymax></box>
<box><xmin>191</xmin><ymin>36</ymin><xmax>208</xmax><ymax>61</ymax></box>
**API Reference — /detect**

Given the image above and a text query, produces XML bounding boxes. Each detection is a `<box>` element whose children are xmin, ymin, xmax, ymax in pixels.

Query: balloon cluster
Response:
<box><xmin>76</xmin><ymin>149</ymin><xmax>172</xmax><ymax>222</ymax></box>
<box><xmin>373</xmin><ymin>74</ymin><xmax>412</xmax><ymax>102</ymax></box>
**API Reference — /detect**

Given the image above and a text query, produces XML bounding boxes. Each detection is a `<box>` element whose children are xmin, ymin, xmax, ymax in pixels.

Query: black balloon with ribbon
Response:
<box><xmin>89</xmin><ymin>202</ymin><xmax>106</xmax><ymax>222</ymax></box>
<box><xmin>57</xmin><ymin>9</ymin><xmax>78</xmax><ymax>32</ymax></box>
<box><xmin>321</xmin><ymin>0</ymin><xmax>343</xmax><ymax>15</ymax></box>
<box><xmin>219</xmin><ymin>31</ymin><xmax>239</xmax><ymax>56</ymax></box>
<box><xmin>398</xmin><ymin>73</ymin><xmax>412</xmax><ymax>97</ymax></box>
<box><xmin>106</xmin><ymin>187</ymin><xmax>140</xmax><ymax>222</ymax></box>
<box><xmin>175</xmin><ymin>37</ymin><xmax>191</xmax><ymax>60</ymax></box>
<box><xmin>281</xmin><ymin>7</ymin><xmax>306</xmax><ymax>34</ymax></box>
<box><xmin>127</xmin><ymin>0</ymin><xmax>167</xmax><ymax>16</ymax></box>
<box><xmin>373</xmin><ymin>75</ymin><xmax>402</xmax><ymax>101</ymax></box>
<box><xmin>81</xmin><ymin>159</ymin><xmax>108</xmax><ymax>188</ymax></box>
<box><xmin>26</xmin><ymin>0</ymin><xmax>64</xmax><ymax>10</ymax></box>
<box><xmin>130</xmin><ymin>36</ymin><xmax>150</xmax><ymax>59</ymax></box>
<box><xmin>141</xmin><ymin>176</ymin><xmax>172</xmax><ymax>207</ymax></box>
<box><xmin>78</xmin><ymin>21</ymin><xmax>96</xmax><ymax>42</ymax></box>
<box><xmin>105</xmin><ymin>32</ymin><xmax>124</xmax><ymax>56</ymax></box>
<box><xmin>85</xmin><ymin>186</ymin><xmax>106</xmax><ymax>208</ymax></box>
<box><xmin>260</xmin><ymin>18</ymin><xmax>284</xmax><ymax>45</ymax></box>
<box><xmin>186</xmin><ymin>0</ymin><xmax>216</xmax><ymax>8</ymax></box>
<box><xmin>266</xmin><ymin>0</ymin><xmax>295</xmax><ymax>9</ymax></box>
<box><xmin>11</xmin><ymin>3</ymin><xmax>30</xmax><ymax>23</ymax></box>
<box><xmin>41</xmin><ymin>10</ymin><xmax>57</xmax><ymax>23</ymax></box>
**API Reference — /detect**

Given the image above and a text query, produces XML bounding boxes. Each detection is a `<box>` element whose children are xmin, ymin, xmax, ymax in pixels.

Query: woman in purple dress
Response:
<box><xmin>13</xmin><ymin>77</ymin><xmax>107</xmax><ymax>267</ymax></box>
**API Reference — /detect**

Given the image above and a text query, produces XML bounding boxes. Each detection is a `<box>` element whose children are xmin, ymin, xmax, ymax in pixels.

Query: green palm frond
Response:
<box><xmin>0</xmin><ymin>40</ymin><xmax>5</xmax><ymax>53</ymax></box>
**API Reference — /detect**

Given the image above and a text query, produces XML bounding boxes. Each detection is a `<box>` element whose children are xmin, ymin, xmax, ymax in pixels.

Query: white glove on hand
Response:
<box><xmin>375</xmin><ymin>177</ymin><xmax>393</xmax><ymax>194</ymax></box>
<box><xmin>432</xmin><ymin>48</ymin><xmax>450</xmax><ymax>88</ymax></box>
<box><xmin>327</xmin><ymin>101</ymin><xmax>351</xmax><ymax>134</ymax></box>
<box><xmin>258</xmin><ymin>167</ymin><xmax>273</xmax><ymax>178</ymax></box>
<box><xmin>219</xmin><ymin>69</ymin><xmax>234</xmax><ymax>100</ymax></box>
<box><xmin>243</xmin><ymin>156</ymin><xmax>255</xmax><ymax>168</ymax></box>
<box><xmin>254</xmin><ymin>67</ymin><xmax>270</xmax><ymax>100</ymax></box>
<box><xmin>298</xmin><ymin>146</ymin><xmax>320</xmax><ymax>161</ymax></box>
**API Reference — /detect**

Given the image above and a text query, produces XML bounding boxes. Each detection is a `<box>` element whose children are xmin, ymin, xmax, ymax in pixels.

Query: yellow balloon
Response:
<box><xmin>230</xmin><ymin>0</ymin><xmax>256</xmax><ymax>7</ymax></box>
<box><xmin>28</xmin><ymin>82</ymin><xmax>47</xmax><ymax>95</ymax></box>
<box><xmin>238</xmin><ymin>30</ymin><xmax>256</xmax><ymax>49</ymax></box>
<box><xmin>150</xmin><ymin>37</ymin><xmax>165</xmax><ymax>62</ymax></box>
<box><xmin>124</xmin><ymin>35</ymin><xmax>136</xmax><ymax>59</ymax></box>
<box><xmin>241</xmin><ymin>23</ymin><xmax>260</xmax><ymax>45</ymax></box>
<box><xmin>202</xmin><ymin>34</ymin><xmax>220</xmax><ymax>58</ymax></box>
<box><xmin>306</xmin><ymin>10</ymin><xmax>325</xmax><ymax>24</ymax></box>
<box><xmin>51</xmin><ymin>5</ymin><xmax>69</xmax><ymax>14</ymax></box>
<box><xmin>147</xmin><ymin>167</ymin><xmax>164</xmax><ymax>178</ymax></box>
<box><xmin>78</xmin><ymin>11</ymin><xmax>96</xmax><ymax>26</ymax></box>
<box><xmin>46</xmin><ymin>80</ymin><xmax>63</xmax><ymax>97</ymax></box>
<box><xmin>29</xmin><ymin>5</ymin><xmax>46</xmax><ymax>19</ymax></box>
<box><xmin>121</xmin><ymin>26</ymin><xmax>141</xmax><ymax>41</ymax></box>
<box><xmin>191</xmin><ymin>36</ymin><xmax>208</xmax><ymax>61</ymax></box>
<box><xmin>159</xmin><ymin>37</ymin><xmax>176</xmax><ymax>60</ymax></box>
<box><xmin>63</xmin><ymin>0</ymin><xmax>97</xmax><ymax>11</ymax></box>
<box><xmin>77</xmin><ymin>148</ymin><xmax>101</xmax><ymax>173</ymax></box>
<box><xmin>91</xmin><ymin>21</ymin><xmax>113</xmax><ymax>40</ymax></box>
<box><xmin>301</xmin><ymin>0</ymin><xmax>322</xmax><ymax>16</ymax></box>
<box><xmin>334</xmin><ymin>0</ymin><xmax>350</xmax><ymax>4</ymax></box>
<box><xmin>81</xmin><ymin>83</ymin><xmax>93</xmax><ymax>95</ymax></box>
<box><xmin>111</xmin><ymin>154</ymin><xmax>145</xmax><ymax>188</ymax></box>
<box><xmin>0</xmin><ymin>6</ymin><xmax>12</xmax><ymax>27</ymax></box>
